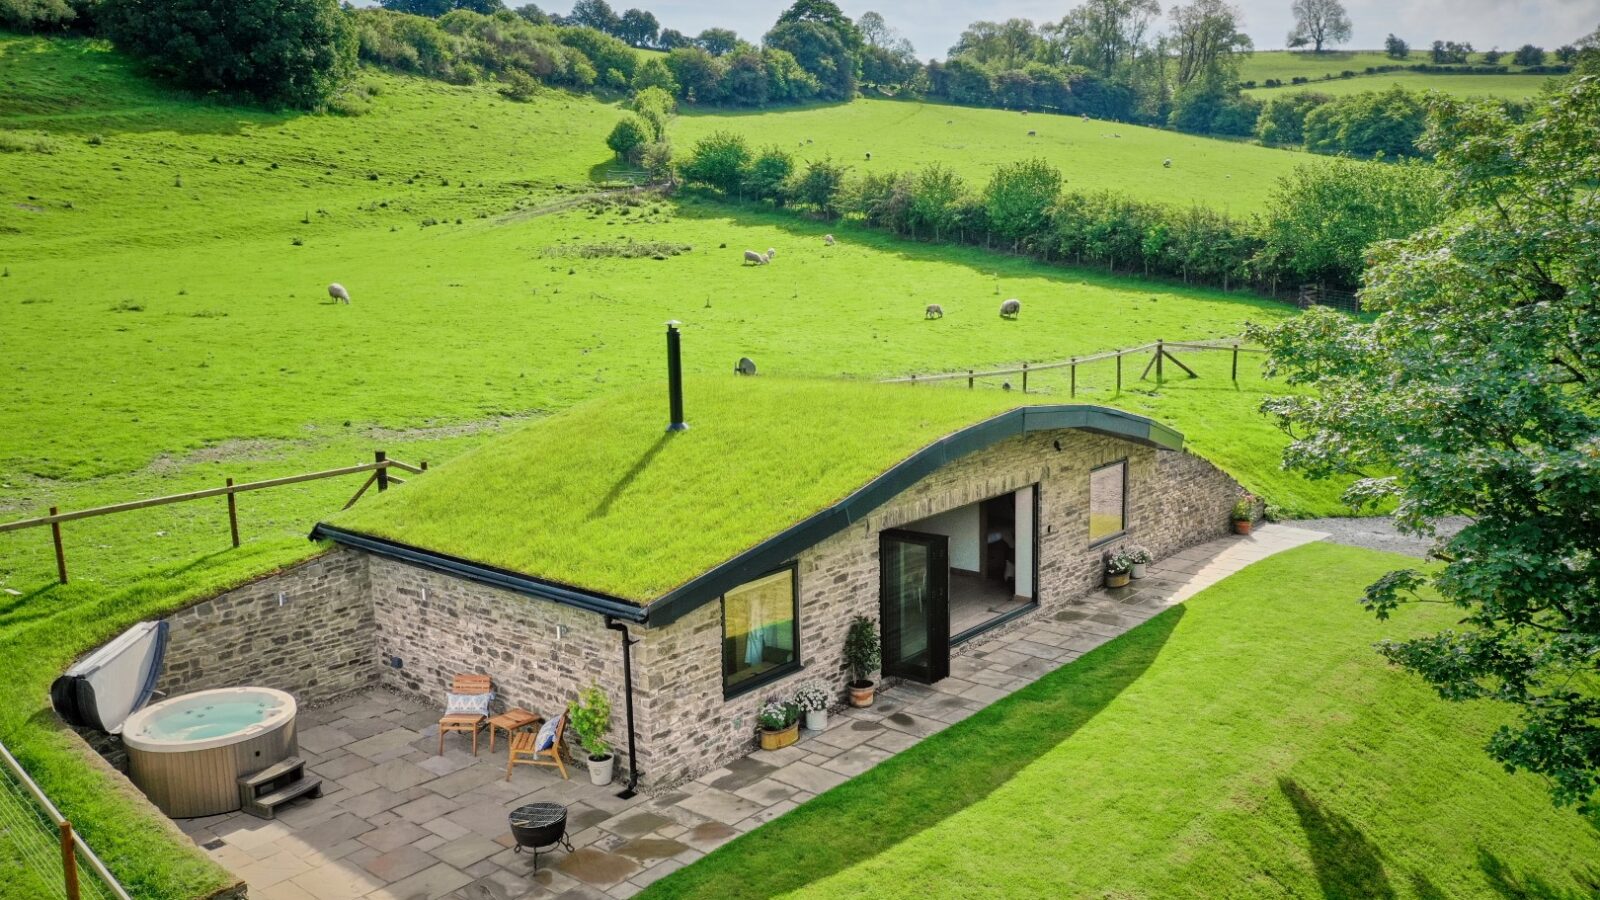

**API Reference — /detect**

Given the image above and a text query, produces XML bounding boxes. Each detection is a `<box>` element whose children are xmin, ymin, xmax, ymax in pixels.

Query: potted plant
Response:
<box><xmin>1126</xmin><ymin>544</ymin><xmax>1152</xmax><ymax>579</ymax></box>
<box><xmin>567</xmin><ymin>684</ymin><xmax>614</xmax><ymax>786</ymax></box>
<box><xmin>1231</xmin><ymin>496</ymin><xmax>1256</xmax><ymax>535</ymax></box>
<box><xmin>844</xmin><ymin>615</ymin><xmax>881</xmax><ymax>708</ymax></box>
<box><xmin>757</xmin><ymin>697</ymin><xmax>800</xmax><ymax>750</ymax></box>
<box><xmin>1104</xmin><ymin>548</ymin><xmax>1133</xmax><ymax>588</ymax></box>
<box><xmin>793</xmin><ymin>679</ymin><xmax>831</xmax><ymax>731</ymax></box>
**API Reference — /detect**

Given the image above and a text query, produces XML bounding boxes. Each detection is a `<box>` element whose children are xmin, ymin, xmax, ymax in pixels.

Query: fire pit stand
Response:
<box><xmin>508</xmin><ymin>801</ymin><xmax>572</xmax><ymax>872</ymax></box>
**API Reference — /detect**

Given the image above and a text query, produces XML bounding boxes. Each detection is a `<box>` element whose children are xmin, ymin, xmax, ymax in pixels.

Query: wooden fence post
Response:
<box><xmin>1021</xmin><ymin>363</ymin><xmax>1029</xmax><ymax>394</ymax></box>
<box><xmin>967</xmin><ymin>370</ymin><xmax>974</xmax><ymax>389</ymax></box>
<box><xmin>1116</xmin><ymin>351</ymin><xmax>1123</xmax><ymax>394</ymax></box>
<box><xmin>50</xmin><ymin>506</ymin><xmax>67</xmax><ymax>585</ymax></box>
<box><xmin>60</xmin><ymin>821</ymin><xmax>80</xmax><ymax>900</ymax></box>
<box><xmin>421</xmin><ymin>461</ymin><xmax>429</xmax><ymax>472</ymax></box>
<box><xmin>1156</xmin><ymin>340</ymin><xmax>1165</xmax><ymax>385</ymax></box>
<box><xmin>225</xmin><ymin>478</ymin><xmax>240</xmax><ymax>548</ymax></box>
<box><xmin>1069</xmin><ymin>358</ymin><xmax>1077</xmax><ymax>398</ymax></box>
<box><xmin>1232</xmin><ymin>343</ymin><xmax>1239</xmax><ymax>382</ymax></box>
<box><xmin>375</xmin><ymin>451</ymin><xmax>388</xmax><ymax>492</ymax></box>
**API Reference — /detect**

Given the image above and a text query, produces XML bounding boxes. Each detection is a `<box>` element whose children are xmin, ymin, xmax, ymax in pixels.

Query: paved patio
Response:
<box><xmin>183</xmin><ymin>524</ymin><xmax>1325</xmax><ymax>900</ymax></box>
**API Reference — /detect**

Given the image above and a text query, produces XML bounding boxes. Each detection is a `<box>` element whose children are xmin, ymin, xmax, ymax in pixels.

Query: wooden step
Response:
<box><xmin>240</xmin><ymin>776</ymin><xmax>322</xmax><ymax>820</ymax></box>
<box><xmin>239</xmin><ymin>756</ymin><xmax>305</xmax><ymax>791</ymax></box>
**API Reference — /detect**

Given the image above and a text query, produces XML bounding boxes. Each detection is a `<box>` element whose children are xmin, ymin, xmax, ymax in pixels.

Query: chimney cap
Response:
<box><xmin>665</xmin><ymin>319</ymin><xmax>682</xmax><ymax>327</ymax></box>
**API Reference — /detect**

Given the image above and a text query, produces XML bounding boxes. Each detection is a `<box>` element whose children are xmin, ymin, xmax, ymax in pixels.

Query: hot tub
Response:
<box><xmin>123</xmin><ymin>687</ymin><xmax>298</xmax><ymax>818</ymax></box>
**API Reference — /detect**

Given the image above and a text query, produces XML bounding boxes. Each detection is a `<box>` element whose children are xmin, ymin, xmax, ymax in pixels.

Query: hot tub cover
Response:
<box><xmin>51</xmin><ymin>620</ymin><xmax>168</xmax><ymax>734</ymax></box>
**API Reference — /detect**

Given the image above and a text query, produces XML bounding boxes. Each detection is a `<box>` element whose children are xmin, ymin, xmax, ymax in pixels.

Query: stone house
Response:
<box><xmin>148</xmin><ymin>377</ymin><xmax>1247</xmax><ymax>790</ymax></box>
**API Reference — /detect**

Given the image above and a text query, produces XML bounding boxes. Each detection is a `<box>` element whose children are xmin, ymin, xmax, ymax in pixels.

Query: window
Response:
<box><xmin>1089</xmin><ymin>460</ymin><xmax>1127</xmax><ymax>545</ymax></box>
<box><xmin>721</xmin><ymin>566</ymin><xmax>800</xmax><ymax>696</ymax></box>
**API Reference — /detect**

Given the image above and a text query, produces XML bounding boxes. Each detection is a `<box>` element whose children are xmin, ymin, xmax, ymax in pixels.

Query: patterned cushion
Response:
<box><xmin>534</xmin><ymin>715</ymin><xmax>560</xmax><ymax>751</ymax></box>
<box><xmin>445</xmin><ymin>692</ymin><xmax>492</xmax><ymax>716</ymax></box>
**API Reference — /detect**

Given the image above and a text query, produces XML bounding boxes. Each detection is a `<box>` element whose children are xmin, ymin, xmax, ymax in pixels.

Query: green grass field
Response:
<box><xmin>672</xmin><ymin>97</ymin><xmax>1317</xmax><ymax>213</ymax></box>
<box><xmin>644</xmin><ymin>543</ymin><xmax>1600</xmax><ymax>898</ymax></box>
<box><xmin>1235</xmin><ymin>49</ymin><xmax>1547</xmax><ymax>84</ymax></box>
<box><xmin>1246</xmin><ymin>71</ymin><xmax>1555</xmax><ymax>100</ymax></box>
<box><xmin>0</xmin><ymin>31</ymin><xmax>1384</xmax><ymax>898</ymax></box>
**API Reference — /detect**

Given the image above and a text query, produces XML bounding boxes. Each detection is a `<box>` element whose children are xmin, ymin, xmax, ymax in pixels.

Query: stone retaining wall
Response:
<box><xmin>158</xmin><ymin>550</ymin><xmax>377</xmax><ymax>705</ymax></box>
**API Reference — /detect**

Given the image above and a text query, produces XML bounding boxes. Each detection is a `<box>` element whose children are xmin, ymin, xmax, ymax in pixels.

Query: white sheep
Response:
<box><xmin>766</xmin><ymin>248</ymin><xmax>776</xmax><ymax>260</ymax></box>
<box><xmin>824</xmin><ymin>234</ymin><xmax>835</xmax><ymax>246</ymax></box>
<box><xmin>742</xmin><ymin>249</ymin><xmax>771</xmax><ymax>265</ymax></box>
<box><xmin>1000</xmin><ymin>298</ymin><xmax>1021</xmax><ymax>319</ymax></box>
<box><xmin>1163</xmin><ymin>158</ymin><xmax>1172</xmax><ymax>168</ymax></box>
<box><xmin>925</xmin><ymin>304</ymin><xmax>944</xmax><ymax>319</ymax></box>
<box><xmin>328</xmin><ymin>283</ymin><xmax>351</xmax><ymax>304</ymax></box>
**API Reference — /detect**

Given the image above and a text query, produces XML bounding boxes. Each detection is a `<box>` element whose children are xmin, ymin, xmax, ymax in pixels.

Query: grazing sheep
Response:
<box><xmin>865</xmin><ymin>152</ymin><xmax>872</xmax><ymax>160</ymax></box>
<box><xmin>743</xmin><ymin>249</ymin><xmax>770</xmax><ymax>265</ymax></box>
<box><xmin>1000</xmin><ymin>298</ymin><xmax>1021</xmax><ymax>319</ymax></box>
<box><xmin>1028</xmin><ymin>130</ymin><xmax>1037</xmax><ymax>137</ymax></box>
<box><xmin>328</xmin><ymin>282</ymin><xmax>351</xmax><ymax>304</ymax></box>
<box><xmin>925</xmin><ymin>304</ymin><xmax>944</xmax><ymax>319</ymax></box>
<box><xmin>766</xmin><ymin>248</ymin><xmax>776</xmax><ymax>261</ymax></box>
<box><xmin>1163</xmin><ymin>158</ymin><xmax>1172</xmax><ymax>168</ymax></box>
<box><xmin>824</xmin><ymin>234</ymin><xmax>835</xmax><ymax>245</ymax></box>
<box><xmin>1081</xmin><ymin>114</ymin><xmax>1090</xmax><ymax>122</ymax></box>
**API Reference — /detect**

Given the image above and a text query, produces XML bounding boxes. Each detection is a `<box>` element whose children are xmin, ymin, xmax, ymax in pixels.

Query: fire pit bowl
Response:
<box><xmin>509</xmin><ymin>802</ymin><xmax>572</xmax><ymax>871</ymax></box>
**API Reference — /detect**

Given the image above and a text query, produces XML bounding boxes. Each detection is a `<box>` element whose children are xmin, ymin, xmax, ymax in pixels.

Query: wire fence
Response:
<box><xmin>0</xmin><ymin>741</ymin><xmax>127</xmax><ymax>900</ymax></box>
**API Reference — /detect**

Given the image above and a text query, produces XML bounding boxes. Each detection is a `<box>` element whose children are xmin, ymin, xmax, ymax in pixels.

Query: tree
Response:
<box><xmin>101</xmin><ymin>0</ymin><xmax>356</xmax><ymax>107</ymax></box>
<box><xmin>605</xmin><ymin>113</ymin><xmax>650</xmax><ymax>160</ymax></box>
<box><xmin>695</xmin><ymin>27</ymin><xmax>739</xmax><ymax>55</ymax></box>
<box><xmin>857</xmin><ymin>11</ymin><xmax>891</xmax><ymax>48</ymax></box>
<box><xmin>514</xmin><ymin>3</ymin><xmax>549</xmax><ymax>24</ymax></box>
<box><xmin>744</xmin><ymin>146</ymin><xmax>795</xmax><ymax>202</ymax></box>
<box><xmin>791</xmin><ymin>158</ymin><xmax>849</xmax><ymax>216</ymax></box>
<box><xmin>380</xmin><ymin>0</ymin><xmax>502</xmax><ymax>14</ymax></box>
<box><xmin>765</xmin><ymin>0</ymin><xmax>862</xmax><ymax>100</ymax></box>
<box><xmin>665</xmin><ymin>46</ymin><xmax>725</xmax><ymax>102</ymax></box>
<box><xmin>1384</xmin><ymin>33</ymin><xmax>1408</xmax><ymax>59</ymax></box>
<box><xmin>630</xmin><ymin>57</ymin><xmax>677</xmax><ymax>96</ymax></box>
<box><xmin>1287</xmin><ymin>0</ymin><xmax>1351</xmax><ymax>53</ymax></box>
<box><xmin>950</xmin><ymin>19</ymin><xmax>1044</xmax><ymax>69</ymax></box>
<box><xmin>1052</xmin><ymin>0</ymin><xmax>1160</xmax><ymax>77</ymax></box>
<box><xmin>1482</xmin><ymin>46</ymin><xmax>1503</xmax><ymax>65</ymax></box>
<box><xmin>1249</xmin><ymin>80</ymin><xmax>1600</xmax><ymax>812</ymax></box>
<box><xmin>1254</xmin><ymin>91</ymin><xmax>1330</xmax><ymax>144</ymax></box>
<box><xmin>656</xmin><ymin>28</ymin><xmax>689</xmax><ymax>49</ymax></box>
<box><xmin>679</xmin><ymin>131</ymin><xmax>751</xmax><ymax>193</ymax></box>
<box><xmin>616</xmin><ymin>8</ymin><xmax>657</xmax><ymax>47</ymax></box>
<box><xmin>1513</xmin><ymin>43</ymin><xmax>1545</xmax><ymax>67</ymax></box>
<box><xmin>909</xmin><ymin>164</ymin><xmax>965</xmax><ymax>239</ymax></box>
<box><xmin>1430</xmin><ymin>40</ymin><xmax>1472</xmax><ymax>64</ymax></box>
<box><xmin>1302</xmin><ymin>85</ymin><xmax>1428</xmax><ymax>157</ymax></box>
<box><xmin>1555</xmin><ymin>44</ymin><xmax>1578</xmax><ymax>64</ymax></box>
<box><xmin>1168</xmin><ymin>0</ymin><xmax>1251</xmax><ymax>88</ymax></box>
<box><xmin>984</xmin><ymin>157</ymin><xmax>1061</xmax><ymax>249</ymax></box>
<box><xmin>567</xmin><ymin>0</ymin><xmax>616</xmax><ymax>34</ymax></box>
<box><xmin>721</xmin><ymin>49</ymin><xmax>771</xmax><ymax>105</ymax></box>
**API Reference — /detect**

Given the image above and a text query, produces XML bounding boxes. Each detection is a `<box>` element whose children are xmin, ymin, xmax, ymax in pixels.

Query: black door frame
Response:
<box><xmin>879</xmin><ymin>528</ymin><xmax>950</xmax><ymax>684</ymax></box>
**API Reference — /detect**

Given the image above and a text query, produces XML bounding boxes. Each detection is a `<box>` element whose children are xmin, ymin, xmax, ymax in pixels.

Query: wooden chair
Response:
<box><xmin>506</xmin><ymin>713</ymin><xmax>568</xmax><ymax>781</ymax></box>
<box><xmin>438</xmin><ymin>674</ymin><xmax>493</xmax><ymax>756</ymax></box>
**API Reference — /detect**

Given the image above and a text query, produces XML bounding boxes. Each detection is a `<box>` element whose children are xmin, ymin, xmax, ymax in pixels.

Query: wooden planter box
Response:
<box><xmin>759</xmin><ymin>721</ymin><xmax>800</xmax><ymax>751</ymax></box>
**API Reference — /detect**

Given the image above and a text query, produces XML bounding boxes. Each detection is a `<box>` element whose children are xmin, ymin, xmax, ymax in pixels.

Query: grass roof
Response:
<box><xmin>331</xmin><ymin>378</ymin><xmax>1040</xmax><ymax>601</ymax></box>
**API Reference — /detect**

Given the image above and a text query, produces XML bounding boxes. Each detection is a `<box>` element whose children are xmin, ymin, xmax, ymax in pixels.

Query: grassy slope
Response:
<box><xmin>671</xmin><ymin>97</ymin><xmax>1315</xmax><ymax>213</ymax></box>
<box><xmin>1236</xmin><ymin>49</ymin><xmax>1544</xmax><ymax>82</ymax></box>
<box><xmin>1246</xmin><ymin>71</ymin><xmax>1554</xmax><ymax>100</ymax></box>
<box><xmin>0</xmin><ymin>33</ymin><xmax>1357</xmax><ymax>896</ymax></box>
<box><xmin>644</xmin><ymin>543</ymin><xmax>1600</xmax><ymax>899</ymax></box>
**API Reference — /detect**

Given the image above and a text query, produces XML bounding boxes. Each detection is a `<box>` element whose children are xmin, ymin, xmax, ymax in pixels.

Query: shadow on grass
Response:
<box><xmin>588</xmin><ymin>435</ymin><xmax>670</xmax><ymax>519</ymax></box>
<box><xmin>641</xmin><ymin>604</ymin><xmax>1185</xmax><ymax>899</ymax></box>
<box><xmin>1279</xmin><ymin>777</ymin><xmax>1396</xmax><ymax>899</ymax></box>
<box><xmin>1478</xmin><ymin>847</ymin><xmax>1600</xmax><ymax>900</ymax></box>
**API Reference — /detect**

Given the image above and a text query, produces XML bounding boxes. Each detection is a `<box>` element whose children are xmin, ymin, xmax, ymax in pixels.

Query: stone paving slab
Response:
<box><xmin>184</xmin><ymin>524</ymin><xmax>1320</xmax><ymax>899</ymax></box>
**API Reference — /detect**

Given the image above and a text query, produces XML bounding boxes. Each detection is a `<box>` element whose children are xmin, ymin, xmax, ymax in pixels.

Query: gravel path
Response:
<box><xmin>1297</xmin><ymin>516</ymin><xmax>1469</xmax><ymax>559</ymax></box>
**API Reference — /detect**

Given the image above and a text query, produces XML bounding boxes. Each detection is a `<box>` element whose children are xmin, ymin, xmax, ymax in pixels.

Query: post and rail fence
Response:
<box><xmin>0</xmin><ymin>739</ymin><xmax>131</xmax><ymax>900</ymax></box>
<box><xmin>882</xmin><ymin>338</ymin><xmax>1267</xmax><ymax>396</ymax></box>
<box><xmin>0</xmin><ymin>451</ymin><xmax>426</xmax><ymax>585</ymax></box>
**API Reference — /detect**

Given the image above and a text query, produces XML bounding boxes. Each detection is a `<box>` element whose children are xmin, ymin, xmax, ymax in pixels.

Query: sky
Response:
<box><xmin>631</xmin><ymin>0</ymin><xmax>1598</xmax><ymax>59</ymax></box>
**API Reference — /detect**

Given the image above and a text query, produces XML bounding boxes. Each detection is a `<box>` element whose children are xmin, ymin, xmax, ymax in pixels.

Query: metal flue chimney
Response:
<box><xmin>665</xmin><ymin>321</ymin><xmax>687</xmax><ymax>432</ymax></box>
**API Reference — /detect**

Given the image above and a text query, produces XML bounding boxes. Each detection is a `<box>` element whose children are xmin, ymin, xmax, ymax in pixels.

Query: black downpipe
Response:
<box><xmin>666</xmin><ymin>322</ymin><xmax>687</xmax><ymax>432</ymax></box>
<box><xmin>605</xmin><ymin>616</ymin><xmax>642</xmax><ymax>798</ymax></box>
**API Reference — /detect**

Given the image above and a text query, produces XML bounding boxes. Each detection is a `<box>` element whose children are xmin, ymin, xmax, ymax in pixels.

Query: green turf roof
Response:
<box><xmin>324</xmin><ymin>378</ymin><xmax>1178</xmax><ymax>605</ymax></box>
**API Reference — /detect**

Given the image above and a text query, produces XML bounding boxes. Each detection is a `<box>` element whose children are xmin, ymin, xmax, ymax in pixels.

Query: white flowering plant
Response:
<box><xmin>757</xmin><ymin>698</ymin><xmax>799</xmax><ymax>731</ymax></box>
<box><xmin>792</xmin><ymin>680</ymin><xmax>831</xmax><ymax>713</ymax></box>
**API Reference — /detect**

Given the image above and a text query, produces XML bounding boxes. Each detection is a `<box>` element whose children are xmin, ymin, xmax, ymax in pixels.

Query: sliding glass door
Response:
<box><xmin>880</xmin><ymin>529</ymin><xmax>950</xmax><ymax>683</ymax></box>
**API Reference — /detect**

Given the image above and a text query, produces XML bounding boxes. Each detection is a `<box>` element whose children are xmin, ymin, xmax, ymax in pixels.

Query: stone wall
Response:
<box><xmin>367</xmin><ymin>557</ymin><xmax>630</xmax><ymax>766</ymax></box>
<box><xmin>630</xmin><ymin>430</ymin><xmax>1247</xmax><ymax>785</ymax></box>
<box><xmin>158</xmin><ymin>549</ymin><xmax>377</xmax><ymax>705</ymax></box>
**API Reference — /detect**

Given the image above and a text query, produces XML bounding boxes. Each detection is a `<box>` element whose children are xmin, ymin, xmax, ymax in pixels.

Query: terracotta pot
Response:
<box><xmin>1106</xmin><ymin>570</ymin><xmax>1131</xmax><ymax>588</ymax></box>
<box><xmin>1233</xmin><ymin>519</ymin><xmax>1253</xmax><ymax>535</ymax></box>
<box><xmin>759</xmin><ymin>721</ymin><xmax>800</xmax><ymax>751</ymax></box>
<box><xmin>848</xmin><ymin>680</ymin><xmax>876</xmax><ymax>708</ymax></box>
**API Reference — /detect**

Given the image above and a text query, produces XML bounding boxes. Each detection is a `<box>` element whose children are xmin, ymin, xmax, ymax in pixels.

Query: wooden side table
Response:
<box><xmin>487</xmin><ymin>708</ymin><xmax>540</xmax><ymax>753</ymax></box>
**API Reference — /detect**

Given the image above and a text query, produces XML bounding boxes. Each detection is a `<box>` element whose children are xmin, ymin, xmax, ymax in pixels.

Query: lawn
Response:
<box><xmin>0</xmin><ymin>32</ymin><xmax>1364</xmax><ymax>897</ymax></box>
<box><xmin>643</xmin><ymin>543</ymin><xmax>1600</xmax><ymax>898</ymax></box>
<box><xmin>671</xmin><ymin>97</ymin><xmax>1319</xmax><ymax>213</ymax></box>
<box><xmin>1246</xmin><ymin>71</ymin><xmax>1555</xmax><ymax>100</ymax></box>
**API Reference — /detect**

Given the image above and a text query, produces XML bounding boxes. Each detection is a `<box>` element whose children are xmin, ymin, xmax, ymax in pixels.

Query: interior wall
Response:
<box><xmin>1015</xmin><ymin>486</ymin><xmax>1035</xmax><ymax>599</ymax></box>
<box><xmin>910</xmin><ymin>502</ymin><xmax>981</xmax><ymax>572</ymax></box>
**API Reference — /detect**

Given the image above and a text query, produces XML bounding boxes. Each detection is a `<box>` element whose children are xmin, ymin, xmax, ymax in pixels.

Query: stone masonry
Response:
<box><xmin>158</xmin><ymin>550</ymin><xmax>378</xmax><ymax>705</ymax></box>
<box><xmin>151</xmin><ymin>427</ymin><xmax>1247</xmax><ymax>790</ymax></box>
